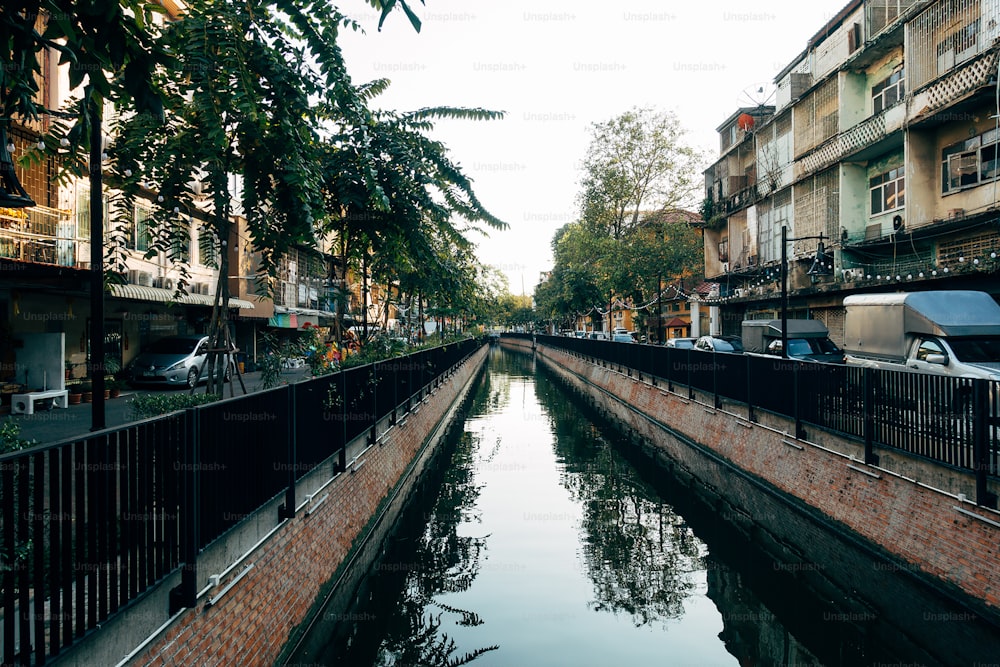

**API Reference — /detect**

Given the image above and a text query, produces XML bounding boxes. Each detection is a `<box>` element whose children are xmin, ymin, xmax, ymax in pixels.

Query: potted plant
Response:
<box><xmin>102</xmin><ymin>355</ymin><xmax>123</xmax><ymax>399</ymax></box>
<box><xmin>80</xmin><ymin>378</ymin><xmax>93</xmax><ymax>403</ymax></box>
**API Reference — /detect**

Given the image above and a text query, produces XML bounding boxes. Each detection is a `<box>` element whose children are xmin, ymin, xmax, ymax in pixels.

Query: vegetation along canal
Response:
<box><xmin>304</xmin><ymin>346</ymin><xmax>1000</xmax><ymax>666</ymax></box>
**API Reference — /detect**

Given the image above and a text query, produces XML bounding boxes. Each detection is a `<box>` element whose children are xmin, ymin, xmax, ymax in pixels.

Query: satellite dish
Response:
<box><xmin>737</xmin><ymin>82</ymin><xmax>777</xmax><ymax>109</ymax></box>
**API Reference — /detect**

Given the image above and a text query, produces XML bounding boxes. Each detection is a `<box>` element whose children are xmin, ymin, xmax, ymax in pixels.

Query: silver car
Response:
<box><xmin>128</xmin><ymin>334</ymin><xmax>233</xmax><ymax>388</ymax></box>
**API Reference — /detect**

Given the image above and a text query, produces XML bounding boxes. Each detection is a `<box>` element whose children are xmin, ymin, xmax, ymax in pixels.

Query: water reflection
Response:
<box><xmin>307</xmin><ymin>346</ymin><xmax>1000</xmax><ymax>667</ymax></box>
<box><xmin>554</xmin><ymin>417</ymin><xmax>706</xmax><ymax>626</ymax></box>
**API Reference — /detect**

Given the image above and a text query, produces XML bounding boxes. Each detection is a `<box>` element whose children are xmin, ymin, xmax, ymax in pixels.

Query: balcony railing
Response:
<box><xmin>797</xmin><ymin>110</ymin><xmax>891</xmax><ymax>179</ymax></box>
<box><xmin>0</xmin><ymin>205</ymin><xmax>75</xmax><ymax>266</ymax></box>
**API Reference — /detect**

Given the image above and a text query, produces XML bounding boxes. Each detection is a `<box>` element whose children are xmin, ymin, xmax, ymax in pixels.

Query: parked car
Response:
<box><xmin>128</xmin><ymin>334</ymin><xmax>234</xmax><ymax>388</ymax></box>
<box><xmin>589</xmin><ymin>332</ymin><xmax>609</xmax><ymax>340</ymax></box>
<box><xmin>742</xmin><ymin>319</ymin><xmax>844</xmax><ymax>363</ymax></box>
<box><xmin>612</xmin><ymin>332</ymin><xmax>637</xmax><ymax>343</ymax></box>
<box><xmin>694</xmin><ymin>335</ymin><xmax>744</xmax><ymax>353</ymax></box>
<box><xmin>665</xmin><ymin>337</ymin><xmax>697</xmax><ymax>349</ymax></box>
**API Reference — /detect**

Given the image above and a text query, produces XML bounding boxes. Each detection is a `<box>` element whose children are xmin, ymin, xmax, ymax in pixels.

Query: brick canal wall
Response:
<box><xmin>60</xmin><ymin>346</ymin><xmax>488</xmax><ymax>667</ymax></box>
<box><xmin>506</xmin><ymin>338</ymin><xmax>1000</xmax><ymax>621</ymax></box>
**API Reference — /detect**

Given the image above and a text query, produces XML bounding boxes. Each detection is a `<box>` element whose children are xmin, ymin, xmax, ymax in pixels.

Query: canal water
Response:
<box><xmin>305</xmin><ymin>346</ymin><xmax>1000</xmax><ymax>666</ymax></box>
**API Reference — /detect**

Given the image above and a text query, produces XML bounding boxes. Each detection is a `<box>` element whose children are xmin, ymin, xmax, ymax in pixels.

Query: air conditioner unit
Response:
<box><xmin>163</xmin><ymin>277</ymin><xmax>175</xmax><ymax>291</ymax></box>
<box><xmin>128</xmin><ymin>270</ymin><xmax>153</xmax><ymax>286</ymax></box>
<box><xmin>721</xmin><ymin>262</ymin><xmax>730</xmax><ymax>273</ymax></box>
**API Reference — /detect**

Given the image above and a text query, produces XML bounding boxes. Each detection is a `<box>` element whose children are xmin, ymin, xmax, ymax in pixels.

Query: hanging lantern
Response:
<box><xmin>0</xmin><ymin>125</ymin><xmax>36</xmax><ymax>208</ymax></box>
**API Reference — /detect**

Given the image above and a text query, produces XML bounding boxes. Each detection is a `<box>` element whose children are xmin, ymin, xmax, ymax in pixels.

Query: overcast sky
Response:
<box><xmin>337</xmin><ymin>0</ymin><xmax>851</xmax><ymax>294</ymax></box>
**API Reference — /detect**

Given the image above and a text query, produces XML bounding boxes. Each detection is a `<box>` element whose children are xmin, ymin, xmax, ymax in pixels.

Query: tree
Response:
<box><xmin>110</xmin><ymin>0</ymin><xmax>410</xmax><ymax>394</ymax></box>
<box><xmin>537</xmin><ymin>107</ymin><xmax>706</xmax><ymax>330</ymax></box>
<box><xmin>318</xmin><ymin>83</ymin><xmax>506</xmax><ymax>344</ymax></box>
<box><xmin>579</xmin><ymin>107</ymin><xmax>703</xmax><ymax>240</ymax></box>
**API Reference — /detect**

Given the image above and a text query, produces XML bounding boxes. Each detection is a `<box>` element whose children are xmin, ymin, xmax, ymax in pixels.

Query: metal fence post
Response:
<box><xmin>863</xmin><ymin>367</ymin><xmax>876</xmax><ymax>465</ymax></box>
<box><xmin>280</xmin><ymin>386</ymin><xmax>296</xmax><ymax>520</ymax></box>
<box><xmin>793</xmin><ymin>361</ymin><xmax>805</xmax><ymax>440</ymax></box>
<box><xmin>973</xmin><ymin>380</ymin><xmax>996</xmax><ymax>507</ymax></box>
<box><xmin>171</xmin><ymin>408</ymin><xmax>199</xmax><ymax>614</ymax></box>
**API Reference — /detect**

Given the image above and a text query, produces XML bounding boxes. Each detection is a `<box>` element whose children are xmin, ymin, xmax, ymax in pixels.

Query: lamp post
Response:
<box><xmin>657</xmin><ymin>274</ymin><xmax>663</xmax><ymax>344</ymax></box>
<box><xmin>779</xmin><ymin>225</ymin><xmax>832</xmax><ymax>357</ymax></box>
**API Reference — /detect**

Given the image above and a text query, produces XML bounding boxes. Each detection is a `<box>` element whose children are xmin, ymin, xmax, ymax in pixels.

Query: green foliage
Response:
<box><xmin>580</xmin><ymin>106</ymin><xmax>705</xmax><ymax>239</ymax></box>
<box><xmin>128</xmin><ymin>392</ymin><xmax>221</xmax><ymax>420</ymax></box>
<box><xmin>0</xmin><ymin>419</ymin><xmax>33</xmax><ymax>454</ymax></box>
<box><xmin>535</xmin><ymin>106</ymin><xmax>707</xmax><ymax>331</ymax></box>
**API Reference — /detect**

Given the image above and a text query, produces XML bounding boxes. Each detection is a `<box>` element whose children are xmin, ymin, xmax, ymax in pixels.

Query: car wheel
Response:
<box><xmin>186</xmin><ymin>368</ymin><xmax>199</xmax><ymax>389</ymax></box>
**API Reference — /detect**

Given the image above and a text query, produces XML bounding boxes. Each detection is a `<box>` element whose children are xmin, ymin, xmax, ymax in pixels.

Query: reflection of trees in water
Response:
<box><xmin>374</xmin><ymin>609</ymin><xmax>497</xmax><ymax>667</ymax></box>
<box><xmin>543</xmin><ymin>379</ymin><xmax>707</xmax><ymax>628</ymax></box>
<box><xmin>374</xmin><ymin>405</ymin><xmax>496</xmax><ymax>666</ymax></box>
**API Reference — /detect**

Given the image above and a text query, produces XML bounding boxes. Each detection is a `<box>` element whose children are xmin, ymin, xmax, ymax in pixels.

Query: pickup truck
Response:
<box><xmin>741</xmin><ymin>319</ymin><xmax>844</xmax><ymax>363</ymax></box>
<box><xmin>842</xmin><ymin>291</ymin><xmax>1000</xmax><ymax>380</ymax></box>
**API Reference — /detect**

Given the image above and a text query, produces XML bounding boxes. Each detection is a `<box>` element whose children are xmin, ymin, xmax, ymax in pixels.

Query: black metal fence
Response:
<box><xmin>0</xmin><ymin>337</ymin><xmax>483</xmax><ymax>665</ymax></box>
<box><xmin>511</xmin><ymin>334</ymin><xmax>999</xmax><ymax>504</ymax></box>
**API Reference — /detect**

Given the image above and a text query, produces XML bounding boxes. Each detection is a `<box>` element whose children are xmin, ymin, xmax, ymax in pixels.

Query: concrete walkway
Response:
<box><xmin>6</xmin><ymin>368</ymin><xmax>311</xmax><ymax>446</ymax></box>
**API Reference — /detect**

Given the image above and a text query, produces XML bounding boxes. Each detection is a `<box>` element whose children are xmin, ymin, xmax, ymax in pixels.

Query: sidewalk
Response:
<box><xmin>6</xmin><ymin>368</ymin><xmax>312</xmax><ymax>446</ymax></box>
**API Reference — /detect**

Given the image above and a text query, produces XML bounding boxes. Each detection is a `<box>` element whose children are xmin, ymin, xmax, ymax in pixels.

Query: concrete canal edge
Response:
<box><xmin>58</xmin><ymin>346</ymin><xmax>488</xmax><ymax>667</ymax></box>
<box><xmin>506</xmin><ymin>338</ymin><xmax>1000</xmax><ymax>625</ymax></box>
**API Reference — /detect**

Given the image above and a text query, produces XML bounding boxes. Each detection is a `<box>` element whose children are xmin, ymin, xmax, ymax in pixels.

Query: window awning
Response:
<box><xmin>108</xmin><ymin>283</ymin><xmax>256</xmax><ymax>309</ymax></box>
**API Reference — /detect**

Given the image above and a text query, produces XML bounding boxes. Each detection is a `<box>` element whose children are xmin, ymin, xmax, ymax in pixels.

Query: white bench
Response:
<box><xmin>11</xmin><ymin>389</ymin><xmax>69</xmax><ymax>415</ymax></box>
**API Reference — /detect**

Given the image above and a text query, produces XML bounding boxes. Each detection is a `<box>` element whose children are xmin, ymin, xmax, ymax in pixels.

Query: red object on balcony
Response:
<box><xmin>737</xmin><ymin>113</ymin><xmax>754</xmax><ymax>131</ymax></box>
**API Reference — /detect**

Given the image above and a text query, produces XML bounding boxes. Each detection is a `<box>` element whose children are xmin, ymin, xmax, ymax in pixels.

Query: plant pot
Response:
<box><xmin>103</xmin><ymin>389</ymin><xmax>111</xmax><ymax>400</ymax></box>
<box><xmin>68</xmin><ymin>393</ymin><xmax>82</xmax><ymax>405</ymax></box>
<box><xmin>82</xmin><ymin>391</ymin><xmax>93</xmax><ymax>403</ymax></box>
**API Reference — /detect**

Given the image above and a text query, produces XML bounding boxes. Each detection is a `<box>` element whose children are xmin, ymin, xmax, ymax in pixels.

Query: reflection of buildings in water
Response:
<box><xmin>706</xmin><ymin>563</ymin><xmax>822</xmax><ymax>667</ymax></box>
<box><xmin>529</xmin><ymin>348</ymin><xmax>1000</xmax><ymax>666</ymax></box>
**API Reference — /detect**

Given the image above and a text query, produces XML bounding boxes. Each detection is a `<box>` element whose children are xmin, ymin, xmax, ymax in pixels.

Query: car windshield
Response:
<box><xmin>786</xmin><ymin>339</ymin><xmax>815</xmax><ymax>356</ymax></box>
<box><xmin>670</xmin><ymin>339</ymin><xmax>694</xmax><ymax>349</ymax></box>
<box><xmin>145</xmin><ymin>338</ymin><xmax>199</xmax><ymax>354</ymax></box>
<box><xmin>947</xmin><ymin>336</ymin><xmax>1000</xmax><ymax>363</ymax></box>
<box><xmin>714</xmin><ymin>338</ymin><xmax>742</xmax><ymax>352</ymax></box>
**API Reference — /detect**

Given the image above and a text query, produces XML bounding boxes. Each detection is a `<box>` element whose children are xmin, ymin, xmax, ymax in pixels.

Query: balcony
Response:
<box><xmin>0</xmin><ymin>204</ymin><xmax>75</xmax><ymax>266</ymax></box>
<box><xmin>796</xmin><ymin>107</ymin><xmax>904</xmax><ymax>179</ymax></box>
<box><xmin>909</xmin><ymin>50</ymin><xmax>999</xmax><ymax>127</ymax></box>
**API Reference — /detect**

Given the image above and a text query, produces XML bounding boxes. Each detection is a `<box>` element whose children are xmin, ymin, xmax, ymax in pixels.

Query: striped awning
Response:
<box><xmin>109</xmin><ymin>283</ymin><xmax>256</xmax><ymax>309</ymax></box>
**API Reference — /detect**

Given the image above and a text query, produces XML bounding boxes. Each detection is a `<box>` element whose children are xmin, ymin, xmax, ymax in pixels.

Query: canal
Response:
<box><xmin>302</xmin><ymin>346</ymin><xmax>1000</xmax><ymax>666</ymax></box>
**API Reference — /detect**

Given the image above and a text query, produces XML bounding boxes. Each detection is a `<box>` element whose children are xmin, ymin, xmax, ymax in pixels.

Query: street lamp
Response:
<box><xmin>779</xmin><ymin>225</ymin><xmax>833</xmax><ymax>357</ymax></box>
<box><xmin>0</xmin><ymin>124</ymin><xmax>36</xmax><ymax>208</ymax></box>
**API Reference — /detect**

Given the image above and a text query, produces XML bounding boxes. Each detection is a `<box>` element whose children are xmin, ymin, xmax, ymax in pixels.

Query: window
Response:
<box><xmin>872</xmin><ymin>69</ymin><xmax>904</xmax><ymax>114</ymax></box>
<box><xmin>915</xmin><ymin>338</ymin><xmax>946</xmax><ymax>361</ymax></box>
<box><xmin>197</xmin><ymin>224</ymin><xmax>218</xmax><ymax>267</ymax></box>
<box><xmin>134</xmin><ymin>203</ymin><xmax>151</xmax><ymax>252</ymax></box>
<box><xmin>870</xmin><ymin>166</ymin><xmax>905</xmax><ymax>215</ymax></box>
<box><xmin>171</xmin><ymin>217</ymin><xmax>191</xmax><ymax>263</ymax></box>
<box><xmin>718</xmin><ymin>239</ymin><xmax>729</xmax><ymax>263</ymax></box>
<box><xmin>942</xmin><ymin>128</ymin><xmax>1000</xmax><ymax>193</ymax></box>
<box><xmin>936</xmin><ymin>19</ymin><xmax>980</xmax><ymax>75</ymax></box>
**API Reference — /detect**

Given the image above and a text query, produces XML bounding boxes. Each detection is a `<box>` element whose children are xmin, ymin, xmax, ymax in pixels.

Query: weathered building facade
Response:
<box><xmin>703</xmin><ymin>0</ymin><xmax>1000</xmax><ymax>344</ymax></box>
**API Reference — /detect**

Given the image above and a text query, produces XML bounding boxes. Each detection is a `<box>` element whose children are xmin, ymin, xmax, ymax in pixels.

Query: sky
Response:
<box><xmin>336</xmin><ymin>0</ymin><xmax>852</xmax><ymax>295</ymax></box>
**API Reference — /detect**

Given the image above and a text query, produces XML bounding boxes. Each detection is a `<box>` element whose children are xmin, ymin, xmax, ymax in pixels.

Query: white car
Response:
<box><xmin>128</xmin><ymin>334</ymin><xmax>234</xmax><ymax>388</ymax></box>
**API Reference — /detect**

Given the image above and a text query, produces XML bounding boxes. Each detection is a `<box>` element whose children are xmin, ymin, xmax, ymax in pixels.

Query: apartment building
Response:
<box><xmin>703</xmin><ymin>0</ymin><xmax>1000</xmax><ymax>344</ymax></box>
